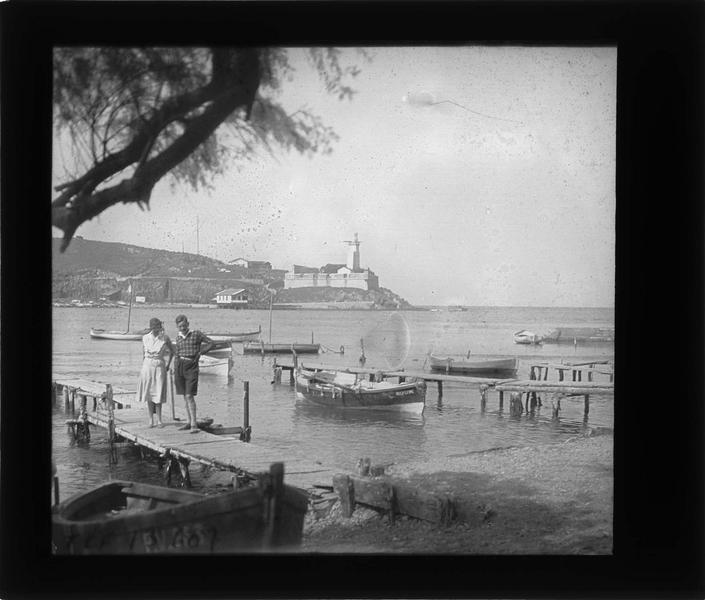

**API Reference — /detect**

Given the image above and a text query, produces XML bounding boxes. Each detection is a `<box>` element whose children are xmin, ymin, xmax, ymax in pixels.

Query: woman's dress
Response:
<box><xmin>136</xmin><ymin>332</ymin><xmax>171</xmax><ymax>404</ymax></box>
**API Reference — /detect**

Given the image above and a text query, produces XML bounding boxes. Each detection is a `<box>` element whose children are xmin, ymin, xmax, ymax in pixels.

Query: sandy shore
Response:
<box><xmin>301</xmin><ymin>429</ymin><xmax>613</xmax><ymax>554</ymax></box>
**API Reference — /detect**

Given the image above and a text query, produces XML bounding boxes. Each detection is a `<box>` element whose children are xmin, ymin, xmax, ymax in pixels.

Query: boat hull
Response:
<box><xmin>206</xmin><ymin>327</ymin><xmax>262</xmax><ymax>343</ymax></box>
<box><xmin>295</xmin><ymin>371</ymin><xmax>426</xmax><ymax>413</ymax></box>
<box><xmin>198</xmin><ymin>355</ymin><xmax>232</xmax><ymax>377</ymax></box>
<box><xmin>542</xmin><ymin>327</ymin><xmax>614</xmax><ymax>343</ymax></box>
<box><xmin>90</xmin><ymin>328</ymin><xmax>148</xmax><ymax>341</ymax></box>
<box><xmin>243</xmin><ymin>342</ymin><xmax>321</xmax><ymax>354</ymax></box>
<box><xmin>52</xmin><ymin>477</ymin><xmax>308</xmax><ymax>554</ymax></box>
<box><xmin>429</xmin><ymin>354</ymin><xmax>517</xmax><ymax>375</ymax></box>
<box><xmin>513</xmin><ymin>330</ymin><xmax>543</xmax><ymax>345</ymax></box>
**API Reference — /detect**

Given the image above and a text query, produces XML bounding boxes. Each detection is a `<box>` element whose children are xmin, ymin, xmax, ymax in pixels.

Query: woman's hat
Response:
<box><xmin>149</xmin><ymin>317</ymin><xmax>162</xmax><ymax>329</ymax></box>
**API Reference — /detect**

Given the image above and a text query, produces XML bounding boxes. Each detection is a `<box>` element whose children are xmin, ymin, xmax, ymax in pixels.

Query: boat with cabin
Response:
<box><xmin>295</xmin><ymin>367</ymin><xmax>426</xmax><ymax>413</ymax></box>
<box><xmin>52</xmin><ymin>463</ymin><xmax>308</xmax><ymax>554</ymax></box>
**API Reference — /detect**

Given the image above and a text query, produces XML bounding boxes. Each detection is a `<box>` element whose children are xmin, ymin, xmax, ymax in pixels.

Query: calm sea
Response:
<box><xmin>52</xmin><ymin>305</ymin><xmax>614</xmax><ymax>498</ymax></box>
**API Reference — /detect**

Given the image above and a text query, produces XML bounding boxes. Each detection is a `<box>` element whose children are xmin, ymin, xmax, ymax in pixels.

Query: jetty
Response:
<box><xmin>53</xmin><ymin>377</ymin><xmax>335</xmax><ymax>492</ymax></box>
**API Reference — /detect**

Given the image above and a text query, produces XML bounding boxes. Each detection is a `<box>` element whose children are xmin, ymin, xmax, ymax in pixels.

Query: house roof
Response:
<box><xmin>320</xmin><ymin>263</ymin><xmax>347</xmax><ymax>274</ymax></box>
<box><xmin>216</xmin><ymin>288</ymin><xmax>246</xmax><ymax>296</ymax></box>
<box><xmin>293</xmin><ymin>264</ymin><xmax>319</xmax><ymax>274</ymax></box>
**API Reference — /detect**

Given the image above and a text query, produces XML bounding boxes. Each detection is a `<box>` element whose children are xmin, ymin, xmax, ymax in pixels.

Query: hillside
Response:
<box><xmin>52</xmin><ymin>238</ymin><xmax>414</xmax><ymax>309</ymax></box>
<box><xmin>52</xmin><ymin>237</ymin><xmax>236</xmax><ymax>279</ymax></box>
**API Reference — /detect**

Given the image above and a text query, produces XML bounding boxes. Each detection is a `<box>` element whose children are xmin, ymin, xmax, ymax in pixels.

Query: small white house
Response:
<box><xmin>215</xmin><ymin>288</ymin><xmax>249</xmax><ymax>309</ymax></box>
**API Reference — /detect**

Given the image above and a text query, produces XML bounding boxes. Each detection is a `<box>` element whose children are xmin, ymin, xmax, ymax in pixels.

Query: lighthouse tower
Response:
<box><xmin>344</xmin><ymin>233</ymin><xmax>361</xmax><ymax>272</ymax></box>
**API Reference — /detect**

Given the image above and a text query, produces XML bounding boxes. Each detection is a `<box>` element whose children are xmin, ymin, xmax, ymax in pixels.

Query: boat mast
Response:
<box><xmin>268</xmin><ymin>291</ymin><xmax>273</xmax><ymax>343</ymax></box>
<box><xmin>126</xmin><ymin>279</ymin><xmax>134</xmax><ymax>332</ymax></box>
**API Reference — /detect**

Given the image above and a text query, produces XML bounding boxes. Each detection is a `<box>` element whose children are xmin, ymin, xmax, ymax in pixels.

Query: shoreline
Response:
<box><xmin>301</xmin><ymin>432</ymin><xmax>613</xmax><ymax>554</ymax></box>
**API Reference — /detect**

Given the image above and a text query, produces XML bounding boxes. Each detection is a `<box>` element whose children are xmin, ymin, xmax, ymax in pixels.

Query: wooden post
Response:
<box><xmin>584</xmin><ymin>394</ymin><xmax>590</xmax><ymax>419</ymax></box>
<box><xmin>53</xmin><ymin>476</ymin><xmax>60</xmax><ymax>506</ymax></box>
<box><xmin>178</xmin><ymin>457</ymin><xmax>192</xmax><ymax>488</ymax></box>
<box><xmin>262</xmin><ymin>462</ymin><xmax>285</xmax><ymax>548</ymax></box>
<box><xmin>333</xmin><ymin>474</ymin><xmax>355</xmax><ymax>518</ymax></box>
<box><xmin>106</xmin><ymin>384</ymin><xmax>117</xmax><ymax>464</ymax></box>
<box><xmin>70</xmin><ymin>389</ymin><xmax>76</xmax><ymax>413</ymax></box>
<box><xmin>437</xmin><ymin>381</ymin><xmax>443</xmax><ymax>399</ymax></box>
<box><xmin>63</xmin><ymin>387</ymin><xmax>70</xmax><ymax>412</ymax></box>
<box><xmin>499</xmin><ymin>390</ymin><xmax>504</xmax><ymax>411</ymax></box>
<box><xmin>240</xmin><ymin>381</ymin><xmax>251</xmax><ymax>442</ymax></box>
<box><xmin>479</xmin><ymin>385</ymin><xmax>488</xmax><ymax>412</ymax></box>
<box><xmin>529</xmin><ymin>366</ymin><xmax>535</xmax><ymax>380</ymax></box>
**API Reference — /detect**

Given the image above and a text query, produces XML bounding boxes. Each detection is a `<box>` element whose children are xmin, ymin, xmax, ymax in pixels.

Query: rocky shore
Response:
<box><xmin>301</xmin><ymin>431</ymin><xmax>613</xmax><ymax>554</ymax></box>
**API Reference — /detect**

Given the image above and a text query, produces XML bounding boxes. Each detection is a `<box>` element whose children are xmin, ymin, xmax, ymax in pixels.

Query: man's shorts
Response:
<box><xmin>174</xmin><ymin>357</ymin><xmax>199</xmax><ymax>396</ymax></box>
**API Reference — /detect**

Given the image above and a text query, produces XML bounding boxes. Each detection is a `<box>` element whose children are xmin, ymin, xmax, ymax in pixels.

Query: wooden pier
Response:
<box><xmin>53</xmin><ymin>377</ymin><xmax>335</xmax><ymax>493</ymax></box>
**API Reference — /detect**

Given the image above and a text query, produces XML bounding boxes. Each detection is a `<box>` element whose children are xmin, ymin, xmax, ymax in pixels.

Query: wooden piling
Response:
<box><xmin>333</xmin><ymin>474</ymin><xmax>355</xmax><ymax>518</ymax></box>
<box><xmin>480</xmin><ymin>385</ymin><xmax>488</xmax><ymax>412</ymax></box>
<box><xmin>63</xmin><ymin>387</ymin><xmax>70</xmax><ymax>412</ymax></box>
<box><xmin>584</xmin><ymin>394</ymin><xmax>590</xmax><ymax>418</ymax></box>
<box><xmin>240</xmin><ymin>381</ymin><xmax>251</xmax><ymax>442</ymax></box>
<box><xmin>437</xmin><ymin>381</ymin><xmax>443</xmax><ymax>398</ymax></box>
<box><xmin>499</xmin><ymin>391</ymin><xmax>504</xmax><ymax>411</ymax></box>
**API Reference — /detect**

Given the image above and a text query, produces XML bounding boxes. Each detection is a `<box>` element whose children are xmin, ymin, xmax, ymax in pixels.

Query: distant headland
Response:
<box><xmin>52</xmin><ymin>237</ymin><xmax>416</xmax><ymax>310</ymax></box>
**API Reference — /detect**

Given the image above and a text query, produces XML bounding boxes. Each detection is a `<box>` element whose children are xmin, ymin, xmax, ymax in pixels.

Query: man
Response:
<box><xmin>173</xmin><ymin>314</ymin><xmax>214</xmax><ymax>432</ymax></box>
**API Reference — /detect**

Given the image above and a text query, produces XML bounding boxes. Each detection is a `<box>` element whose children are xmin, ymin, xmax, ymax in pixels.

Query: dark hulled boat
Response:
<box><xmin>52</xmin><ymin>463</ymin><xmax>308</xmax><ymax>554</ymax></box>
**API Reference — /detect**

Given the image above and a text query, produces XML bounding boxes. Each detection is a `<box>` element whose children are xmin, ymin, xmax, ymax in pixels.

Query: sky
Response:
<box><xmin>52</xmin><ymin>46</ymin><xmax>616</xmax><ymax>307</ymax></box>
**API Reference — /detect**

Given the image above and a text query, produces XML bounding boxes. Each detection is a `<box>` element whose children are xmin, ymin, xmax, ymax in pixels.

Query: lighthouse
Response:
<box><xmin>344</xmin><ymin>233</ymin><xmax>361</xmax><ymax>272</ymax></box>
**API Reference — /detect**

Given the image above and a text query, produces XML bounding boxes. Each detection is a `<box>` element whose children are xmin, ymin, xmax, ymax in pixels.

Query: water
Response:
<box><xmin>52</xmin><ymin>305</ymin><xmax>614</xmax><ymax>498</ymax></box>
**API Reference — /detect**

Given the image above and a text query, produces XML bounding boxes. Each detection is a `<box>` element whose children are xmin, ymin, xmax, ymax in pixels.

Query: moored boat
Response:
<box><xmin>295</xmin><ymin>368</ymin><xmax>426</xmax><ymax>413</ymax></box>
<box><xmin>429</xmin><ymin>353</ymin><xmax>518</xmax><ymax>375</ymax></box>
<box><xmin>513</xmin><ymin>330</ymin><xmax>543</xmax><ymax>345</ymax></box>
<box><xmin>198</xmin><ymin>354</ymin><xmax>232</xmax><ymax>378</ymax></box>
<box><xmin>542</xmin><ymin>327</ymin><xmax>615</xmax><ymax>343</ymax></box>
<box><xmin>243</xmin><ymin>341</ymin><xmax>321</xmax><ymax>355</ymax></box>
<box><xmin>52</xmin><ymin>463</ymin><xmax>309</xmax><ymax>554</ymax></box>
<box><xmin>206</xmin><ymin>326</ymin><xmax>262</xmax><ymax>343</ymax></box>
<box><xmin>90</xmin><ymin>328</ymin><xmax>149</xmax><ymax>341</ymax></box>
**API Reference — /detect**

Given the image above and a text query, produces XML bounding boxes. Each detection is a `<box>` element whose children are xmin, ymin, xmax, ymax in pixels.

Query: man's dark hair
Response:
<box><xmin>175</xmin><ymin>314</ymin><xmax>188</xmax><ymax>324</ymax></box>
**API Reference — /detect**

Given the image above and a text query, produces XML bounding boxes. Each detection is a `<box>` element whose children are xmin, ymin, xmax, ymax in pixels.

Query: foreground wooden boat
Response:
<box><xmin>90</xmin><ymin>328</ymin><xmax>148</xmax><ymax>341</ymax></box>
<box><xmin>513</xmin><ymin>330</ymin><xmax>543</xmax><ymax>345</ymax></box>
<box><xmin>295</xmin><ymin>368</ymin><xmax>426</xmax><ymax>413</ymax></box>
<box><xmin>542</xmin><ymin>327</ymin><xmax>615</xmax><ymax>343</ymax></box>
<box><xmin>429</xmin><ymin>354</ymin><xmax>518</xmax><ymax>375</ymax></box>
<box><xmin>52</xmin><ymin>463</ymin><xmax>308</xmax><ymax>554</ymax></box>
<box><xmin>206</xmin><ymin>326</ymin><xmax>262</xmax><ymax>343</ymax></box>
<box><xmin>243</xmin><ymin>341</ymin><xmax>321</xmax><ymax>355</ymax></box>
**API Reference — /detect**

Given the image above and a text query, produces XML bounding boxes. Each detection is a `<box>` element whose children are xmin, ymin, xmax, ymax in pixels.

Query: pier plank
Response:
<box><xmin>81</xmin><ymin>404</ymin><xmax>336</xmax><ymax>490</ymax></box>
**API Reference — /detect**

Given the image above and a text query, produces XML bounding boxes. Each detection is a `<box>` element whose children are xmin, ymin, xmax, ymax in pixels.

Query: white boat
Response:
<box><xmin>513</xmin><ymin>330</ymin><xmax>543</xmax><ymax>345</ymax></box>
<box><xmin>198</xmin><ymin>355</ymin><xmax>232</xmax><ymax>378</ymax></box>
<box><xmin>429</xmin><ymin>354</ymin><xmax>518</xmax><ymax>375</ymax></box>
<box><xmin>206</xmin><ymin>326</ymin><xmax>262</xmax><ymax>343</ymax></box>
<box><xmin>90</xmin><ymin>328</ymin><xmax>148</xmax><ymax>340</ymax></box>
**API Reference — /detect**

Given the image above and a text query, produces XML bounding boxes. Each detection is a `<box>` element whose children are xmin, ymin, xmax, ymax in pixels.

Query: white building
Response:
<box><xmin>215</xmin><ymin>288</ymin><xmax>249</xmax><ymax>309</ymax></box>
<box><xmin>284</xmin><ymin>234</ymin><xmax>379</xmax><ymax>291</ymax></box>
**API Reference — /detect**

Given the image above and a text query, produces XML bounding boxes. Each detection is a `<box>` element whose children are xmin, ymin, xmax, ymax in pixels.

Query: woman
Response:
<box><xmin>135</xmin><ymin>317</ymin><xmax>175</xmax><ymax>427</ymax></box>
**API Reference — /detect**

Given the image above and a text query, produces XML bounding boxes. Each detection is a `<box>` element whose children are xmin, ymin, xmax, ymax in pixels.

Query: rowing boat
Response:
<box><xmin>198</xmin><ymin>354</ymin><xmax>232</xmax><ymax>378</ymax></box>
<box><xmin>513</xmin><ymin>329</ymin><xmax>543</xmax><ymax>345</ymax></box>
<box><xmin>205</xmin><ymin>326</ymin><xmax>262</xmax><ymax>343</ymax></box>
<box><xmin>243</xmin><ymin>341</ymin><xmax>321</xmax><ymax>354</ymax></box>
<box><xmin>90</xmin><ymin>328</ymin><xmax>149</xmax><ymax>341</ymax></box>
<box><xmin>429</xmin><ymin>353</ymin><xmax>518</xmax><ymax>375</ymax></box>
<box><xmin>295</xmin><ymin>368</ymin><xmax>426</xmax><ymax>413</ymax></box>
<box><xmin>52</xmin><ymin>463</ymin><xmax>308</xmax><ymax>554</ymax></box>
<box><xmin>542</xmin><ymin>327</ymin><xmax>615</xmax><ymax>343</ymax></box>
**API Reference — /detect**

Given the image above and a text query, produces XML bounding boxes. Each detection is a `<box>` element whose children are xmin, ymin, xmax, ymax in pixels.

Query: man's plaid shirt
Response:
<box><xmin>175</xmin><ymin>330</ymin><xmax>211</xmax><ymax>358</ymax></box>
